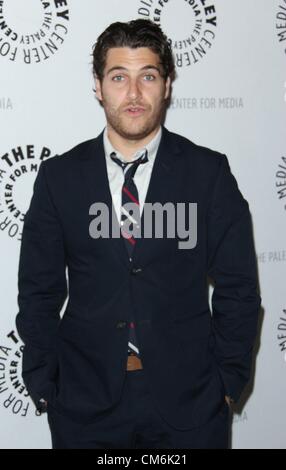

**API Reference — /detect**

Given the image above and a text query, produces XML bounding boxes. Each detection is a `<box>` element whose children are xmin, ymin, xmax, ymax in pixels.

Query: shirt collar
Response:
<box><xmin>103</xmin><ymin>126</ymin><xmax>162</xmax><ymax>164</ymax></box>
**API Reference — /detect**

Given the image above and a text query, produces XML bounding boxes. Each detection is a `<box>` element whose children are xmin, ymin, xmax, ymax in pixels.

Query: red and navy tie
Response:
<box><xmin>110</xmin><ymin>150</ymin><xmax>148</xmax><ymax>356</ymax></box>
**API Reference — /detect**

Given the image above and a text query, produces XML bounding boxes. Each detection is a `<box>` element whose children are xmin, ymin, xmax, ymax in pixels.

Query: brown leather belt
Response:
<box><xmin>126</xmin><ymin>353</ymin><xmax>143</xmax><ymax>371</ymax></box>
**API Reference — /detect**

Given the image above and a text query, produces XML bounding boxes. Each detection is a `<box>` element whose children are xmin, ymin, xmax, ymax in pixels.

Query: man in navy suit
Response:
<box><xmin>16</xmin><ymin>19</ymin><xmax>261</xmax><ymax>449</ymax></box>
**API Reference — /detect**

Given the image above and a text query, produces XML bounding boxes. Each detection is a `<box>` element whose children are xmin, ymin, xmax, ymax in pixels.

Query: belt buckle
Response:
<box><xmin>126</xmin><ymin>353</ymin><xmax>143</xmax><ymax>371</ymax></box>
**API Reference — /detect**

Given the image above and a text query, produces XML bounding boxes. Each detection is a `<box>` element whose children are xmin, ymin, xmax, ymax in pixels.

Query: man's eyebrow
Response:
<box><xmin>106</xmin><ymin>65</ymin><xmax>162</xmax><ymax>75</ymax></box>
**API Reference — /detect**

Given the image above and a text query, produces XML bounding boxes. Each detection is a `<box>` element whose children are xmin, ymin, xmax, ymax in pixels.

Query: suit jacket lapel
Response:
<box><xmin>79</xmin><ymin>131</ymin><xmax>130</xmax><ymax>269</ymax></box>
<box><xmin>132</xmin><ymin>126</ymin><xmax>184</xmax><ymax>265</ymax></box>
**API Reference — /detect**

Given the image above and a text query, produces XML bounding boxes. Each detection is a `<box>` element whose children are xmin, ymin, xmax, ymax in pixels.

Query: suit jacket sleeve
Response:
<box><xmin>207</xmin><ymin>155</ymin><xmax>261</xmax><ymax>402</ymax></box>
<box><xmin>16</xmin><ymin>161</ymin><xmax>68</xmax><ymax>408</ymax></box>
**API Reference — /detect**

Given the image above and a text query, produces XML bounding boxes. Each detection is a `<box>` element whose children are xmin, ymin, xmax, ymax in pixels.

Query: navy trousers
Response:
<box><xmin>47</xmin><ymin>369</ymin><xmax>231</xmax><ymax>449</ymax></box>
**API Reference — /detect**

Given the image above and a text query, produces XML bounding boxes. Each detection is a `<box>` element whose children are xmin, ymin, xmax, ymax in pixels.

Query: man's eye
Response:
<box><xmin>144</xmin><ymin>74</ymin><xmax>155</xmax><ymax>81</ymax></box>
<box><xmin>112</xmin><ymin>75</ymin><xmax>124</xmax><ymax>81</ymax></box>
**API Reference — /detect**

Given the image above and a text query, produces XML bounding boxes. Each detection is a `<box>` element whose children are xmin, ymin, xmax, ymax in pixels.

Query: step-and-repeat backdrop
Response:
<box><xmin>0</xmin><ymin>0</ymin><xmax>285</xmax><ymax>449</ymax></box>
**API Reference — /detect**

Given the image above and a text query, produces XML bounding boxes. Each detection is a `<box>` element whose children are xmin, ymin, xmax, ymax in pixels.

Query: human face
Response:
<box><xmin>95</xmin><ymin>47</ymin><xmax>171</xmax><ymax>144</ymax></box>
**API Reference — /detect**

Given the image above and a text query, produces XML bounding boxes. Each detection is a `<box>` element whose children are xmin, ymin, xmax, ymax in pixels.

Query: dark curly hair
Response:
<box><xmin>92</xmin><ymin>19</ymin><xmax>175</xmax><ymax>82</ymax></box>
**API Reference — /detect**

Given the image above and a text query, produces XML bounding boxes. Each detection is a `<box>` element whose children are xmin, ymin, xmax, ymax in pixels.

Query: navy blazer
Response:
<box><xmin>16</xmin><ymin>126</ymin><xmax>261</xmax><ymax>429</ymax></box>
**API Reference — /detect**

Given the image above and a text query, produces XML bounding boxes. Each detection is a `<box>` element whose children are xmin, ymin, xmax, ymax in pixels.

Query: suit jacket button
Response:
<box><xmin>116</xmin><ymin>321</ymin><xmax>127</xmax><ymax>329</ymax></box>
<box><xmin>131</xmin><ymin>267</ymin><xmax>142</xmax><ymax>275</ymax></box>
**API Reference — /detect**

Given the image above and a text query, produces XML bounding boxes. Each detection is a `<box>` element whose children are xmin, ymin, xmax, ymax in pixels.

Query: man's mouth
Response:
<box><xmin>124</xmin><ymin>106</ymin><xmax>146</xmax><ymax>116</ymax></box>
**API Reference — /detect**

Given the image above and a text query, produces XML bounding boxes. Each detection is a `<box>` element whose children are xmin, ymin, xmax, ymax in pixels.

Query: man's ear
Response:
<box><xmin>164</xmin><ymin>76</ymin><xmax>171</xmax><ymax>100</ymax></box>
<box><xmin>95</xmin><ymin>77</ymin><xmax>102</xmax><ymax>101</ymax></box>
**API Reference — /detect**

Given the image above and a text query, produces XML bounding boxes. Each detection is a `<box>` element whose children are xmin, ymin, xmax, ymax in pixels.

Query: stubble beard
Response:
<box><xmin>103</xmin><ymin>99</ymin><xmax>166</xmax><ymax>142</ymax></box>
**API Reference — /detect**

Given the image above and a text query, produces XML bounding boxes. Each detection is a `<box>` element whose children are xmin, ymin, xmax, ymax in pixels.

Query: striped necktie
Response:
<box><xmin>110</xmin><ymin>150</ymin><xmax>148</xmax><ymax>356</ymax></box>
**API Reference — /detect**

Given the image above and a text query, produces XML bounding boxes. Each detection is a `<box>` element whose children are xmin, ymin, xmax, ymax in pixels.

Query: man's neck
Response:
<box><xmin>106</xmin><ymin>125</ymin><xmax>161</xmax><ymax>160</ymax></box>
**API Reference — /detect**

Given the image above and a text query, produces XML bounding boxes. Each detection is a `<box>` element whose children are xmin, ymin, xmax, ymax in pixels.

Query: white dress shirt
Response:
<box><xmin>103</xmin><ymin>126</ymin><xmax>162</xmax><ymax>225</ymax></box>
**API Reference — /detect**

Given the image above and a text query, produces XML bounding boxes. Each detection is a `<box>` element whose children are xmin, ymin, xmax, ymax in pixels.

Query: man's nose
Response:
<box><xmin>127</xmin><ymin>79</ymin><xmax>141</xmax><ymax>100</ymax></box>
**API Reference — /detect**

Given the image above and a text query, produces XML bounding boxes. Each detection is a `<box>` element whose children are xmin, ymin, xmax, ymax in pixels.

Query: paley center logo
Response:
<box><xmin>0</xmin><ymin>0</ymin><xmax>70</xmax><ymax>64</ymax></box>
<box><xmin>276</xmin><ymin>0</ymin><xmax>286</xmax><ymax>55</ymax></box>
<box><xmin>275</xmin><ymin>155</ymin><xmax>286</xmax><ymax>211</ymax></box>
<box><xmin>0</xmin><ymin>329</ymin><xmax>32</xmax><ymax>418</ymax></box>
<box><xmin>137</xmin><ymin>0</ymin><xmax>217</xmax><ymax>67</ymax></box>
<box><xmin>277</xmin><ymin>309</ymin><xmax>286</xmax><ymax>363</ymax></box>
<box><xmin>0</xmin><ymin>145</ymin><xmax>54</xmax><ymax>241</ymax></box>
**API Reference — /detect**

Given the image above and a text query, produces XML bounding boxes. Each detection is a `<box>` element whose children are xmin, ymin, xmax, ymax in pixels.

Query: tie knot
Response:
<box><xmin>110</xmin><ymin>150</ymin><xmax>148</xmax><ymax>181</ymax></box>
